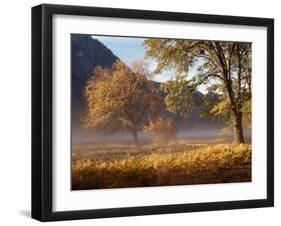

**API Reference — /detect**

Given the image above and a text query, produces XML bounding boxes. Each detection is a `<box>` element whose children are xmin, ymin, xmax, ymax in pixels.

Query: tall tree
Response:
<box><xmin>84</xmin><ymin>60</ymin><xmax>162</xmax><ymax>143</ymax></box>
<box><xmin>144</xmin><ymin>39</ymin><xmax>251</xmax><ymax>143</ymax></box>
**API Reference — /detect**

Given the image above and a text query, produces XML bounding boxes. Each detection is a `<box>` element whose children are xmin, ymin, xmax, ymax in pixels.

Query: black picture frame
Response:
<box><xmin>32</xmin><ymin>3</ymin><xmax>274</xmax><ymax>222</ymax></box>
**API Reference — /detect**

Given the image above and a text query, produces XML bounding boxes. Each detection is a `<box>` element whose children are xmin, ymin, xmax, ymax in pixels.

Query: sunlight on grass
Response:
<box><xmin>72</xmin><ymin>143</ymin><xmax>251</xmax><ymax>190</ymax></box>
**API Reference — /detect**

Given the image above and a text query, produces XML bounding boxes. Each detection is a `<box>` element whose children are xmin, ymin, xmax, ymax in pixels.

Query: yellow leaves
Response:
<box><xmin>144</xmin><ymin>117</ymin><xmax>176</xmax><ymax>141</ymax></box>
<box><xmin>210</xmin><ymin>100</ymin><xmax>230</xmax><ymax>116</ymax></box>
<box><xmin>83</xmin><ymin>60</ymin><xmax>162</xmax><ymax>136</ymax></box>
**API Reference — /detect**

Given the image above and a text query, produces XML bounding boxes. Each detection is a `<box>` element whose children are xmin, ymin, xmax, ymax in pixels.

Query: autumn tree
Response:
<box><xmin>144</xmin><ymin>39</ymin><xmax>251</xmax><ymax>143</ymax></box>
<box><xmin>84</xmin><ymin>60</ymin><xmax>162</xmax><ymax>143</ymax></box>
<box><xmin>144</xmin><ymin>117</ymin><xmax>176</xmax><ymax>141</ymax></box>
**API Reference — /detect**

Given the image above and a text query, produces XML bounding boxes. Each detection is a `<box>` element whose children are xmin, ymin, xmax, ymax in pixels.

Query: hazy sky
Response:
<box><xmin>91</xmin><ymin>35</ymin><xmax>205</xmax><ymax>92</ymax></box>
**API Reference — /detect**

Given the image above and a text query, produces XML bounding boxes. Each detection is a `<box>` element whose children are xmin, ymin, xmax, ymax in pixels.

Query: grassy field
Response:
<box><xmin>72</xmin><ymin>140</ymin><xmax>251</xmax><ymax>190</ymax></box>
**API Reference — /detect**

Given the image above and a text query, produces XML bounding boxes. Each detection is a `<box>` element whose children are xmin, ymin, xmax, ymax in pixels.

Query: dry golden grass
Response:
<box><xmin>72</xmin><ymin>142</ymin><xmax>251</xmax><ymax>190</ymax></box>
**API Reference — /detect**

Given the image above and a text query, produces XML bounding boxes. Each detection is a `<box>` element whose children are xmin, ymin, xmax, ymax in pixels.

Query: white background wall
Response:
<box><xmin>0</xmin><ymin>0</ymin><xmax>279</xmax><ymax>225</ymax></box>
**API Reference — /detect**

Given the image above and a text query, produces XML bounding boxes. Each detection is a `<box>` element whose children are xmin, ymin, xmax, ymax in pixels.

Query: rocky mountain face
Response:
<box><xmin>71</xmin><ymin>34</ymin><xmax>119</xmax><ymax>127</ymax></box>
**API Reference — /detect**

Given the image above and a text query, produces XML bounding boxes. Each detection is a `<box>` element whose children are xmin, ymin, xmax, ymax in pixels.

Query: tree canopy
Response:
<box><xmin>84</xmin><ymin>60</ymin><xmax>162</xmax><ymax>142</ymax></box>
<box><xmin>144</xmin><ymin>39</ymin><xmax>252</xmax><ymax>143</ymax></box>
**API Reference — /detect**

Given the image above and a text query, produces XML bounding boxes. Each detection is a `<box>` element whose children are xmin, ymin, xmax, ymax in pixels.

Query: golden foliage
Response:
<box><xmin>84</xmin><ymin>60</ymin><xmax>162</xmax><ymax>140</ymax></box>
<box><xmin>72</xmin><ymin>143</ymin><xmax>251</xmax><ymax>190</ymax></box>
<box><xmin>144</xmin><ymin>117</ymin><xmax>176</xmax><ymax>141</ymax></box>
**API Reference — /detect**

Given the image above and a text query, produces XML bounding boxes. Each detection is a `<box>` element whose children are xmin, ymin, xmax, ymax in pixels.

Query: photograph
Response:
<box><xmin>30</xmin><ymin>3</ymin><xmax>274</xmax><ymax>221</ymax></box>
<box><xmin>71</xmin><ymin>34</ymin><xmax>252</xmax><ymax>190</ymax></box>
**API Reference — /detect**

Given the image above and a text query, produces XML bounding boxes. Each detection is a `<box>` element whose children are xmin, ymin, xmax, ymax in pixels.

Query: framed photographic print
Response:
<box><xmin>32</xmin><ymin>4</ymin><xmax>274</xmax><ymax>221</ymax></box>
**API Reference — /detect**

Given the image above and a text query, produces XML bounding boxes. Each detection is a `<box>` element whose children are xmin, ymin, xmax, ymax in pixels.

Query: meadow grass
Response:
<box><xmin>72</xmin><ymin>142</ymin><xmax>251</xmax><ymax>190</ymax></box>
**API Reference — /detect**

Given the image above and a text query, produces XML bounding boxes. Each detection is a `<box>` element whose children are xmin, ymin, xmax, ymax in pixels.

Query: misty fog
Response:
<box><xmin>72</xmin><ymin>126</ymin><xmax>251</xmax><ymax>145</ymax></box>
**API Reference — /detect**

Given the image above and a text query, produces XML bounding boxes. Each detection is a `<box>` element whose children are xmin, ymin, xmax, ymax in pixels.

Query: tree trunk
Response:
<box><xmin>233</xmin><ymin>111</ymin><xmax>245</xmax><ymax>144</ymax></box>
<box><xmin>132</xmin><ymin>130</ymin><xmax>138</xmax><ymax>143</ymax></box>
